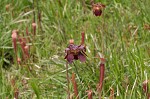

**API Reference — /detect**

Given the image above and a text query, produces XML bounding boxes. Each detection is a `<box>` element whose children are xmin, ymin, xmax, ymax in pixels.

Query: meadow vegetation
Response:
<box><xmin>0</xmin><ymin>0</ymin><xmax>150</xmax><ymax>98</ymax></box>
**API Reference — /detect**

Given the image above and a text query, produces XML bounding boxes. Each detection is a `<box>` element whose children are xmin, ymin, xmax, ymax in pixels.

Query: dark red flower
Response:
<box><xmin>92</xmin><ymin>3</ymin><xmax>105</xmax><ymax>16</ymax></box>
<box><xmin>65</xmin><ymin>43</ymin><xmax>87</xmax><ymax>64</ymax></box>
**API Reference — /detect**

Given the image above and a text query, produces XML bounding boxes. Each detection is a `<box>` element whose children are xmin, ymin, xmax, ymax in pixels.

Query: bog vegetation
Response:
<box><xmin>0</xmin><ymin>0</ymin><xmax>150</xmax><ymax>99</ymax></box>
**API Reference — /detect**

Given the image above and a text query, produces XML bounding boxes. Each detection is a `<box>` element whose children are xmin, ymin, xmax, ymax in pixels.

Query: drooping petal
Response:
<box><xmin>72</xmin><ymin>45</ymin><xmax>78</xmax><ymax>50</ymax></box>
<box><xmin>78</xmin><ymin>53</ymin><xmax>86</xmax><ymax>62</ymax></box>
<box><xmin>67</xmin><ymin>54</ymin><xmax>74</xmax><ymax>63</ymax></box>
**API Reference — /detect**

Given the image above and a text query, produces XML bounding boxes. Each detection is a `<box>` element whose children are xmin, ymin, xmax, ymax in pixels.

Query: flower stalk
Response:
<box><xmin>71</xmin><ymin>73</ymin><xmax>79</xmax><ymax>99</ymax></box>
<box><xmin>66</xmin><ymin>62</ymin><xmax>70</xmax><ymax>99</ymax></box>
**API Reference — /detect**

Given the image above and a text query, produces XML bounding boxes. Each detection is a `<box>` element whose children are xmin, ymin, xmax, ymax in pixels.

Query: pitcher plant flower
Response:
<box><xmin>65</xmin><ymin>32</ymin><xmax>87</xmax><ymax>64</ymax></box>
<box><xmin>92</xmin><ymin>3</ymin><xmax>105</xmax><ymax>16</ymax></box>
<box><xmin>65</xmin><ymin>39</ymin><xmax>87</xmax><ymax>64</ymax></box>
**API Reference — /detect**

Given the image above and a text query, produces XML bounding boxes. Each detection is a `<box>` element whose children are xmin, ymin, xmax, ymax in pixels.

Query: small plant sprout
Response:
<box><xmin>92</xmin><ymin>3</ymin><xmax>105</xmax><ymax>16</ymax></box>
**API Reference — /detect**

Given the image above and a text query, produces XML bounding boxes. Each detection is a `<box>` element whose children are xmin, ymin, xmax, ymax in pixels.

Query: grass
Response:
<box><xmin>0</xmin><ymin>0</ymin><xmax>150</xmax><ymax>98</ymax></box>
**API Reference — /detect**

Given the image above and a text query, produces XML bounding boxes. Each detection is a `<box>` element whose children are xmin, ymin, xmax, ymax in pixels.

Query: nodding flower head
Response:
<box><xmin>92</xmin><ymin>3</ymin><xmax>105</xmax><ymax>16</ymax></box>
<box><xmin>65</xmin><ymin>40</ymin><xmax>87</xmax><ymax>64</ymax></box>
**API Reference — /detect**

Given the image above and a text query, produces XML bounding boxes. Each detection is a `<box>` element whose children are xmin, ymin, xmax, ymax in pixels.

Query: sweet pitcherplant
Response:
<box><xmin>65</xmin><ymin>32</ymin><xmax>87</xmax><ymax>99</ymax></box>
<box><xmin>65</xmin><ymin>43</ymin><xmax>87</xmax><ymax>64</ymax></box>
<box><xmin>92</xmin><ymin>3</ymin><xmax>105</xmax><ymax>16</ymax></box>
<box><xmin>65</xmin><ymin>33</ymin><xmax>87</xmax><ymax>64</ymax></box>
